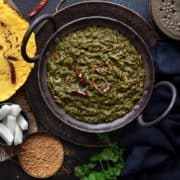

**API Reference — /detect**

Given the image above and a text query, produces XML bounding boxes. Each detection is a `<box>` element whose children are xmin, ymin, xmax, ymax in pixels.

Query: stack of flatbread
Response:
<box><xmin>0</xmin><ymin>0</ymin><xmax>37</xmax><ymax>162</ymax></box>
<box><xmin>0</xmin><ymin>0</ymin><xmax>36</xmax><ymax>102</ymax></box>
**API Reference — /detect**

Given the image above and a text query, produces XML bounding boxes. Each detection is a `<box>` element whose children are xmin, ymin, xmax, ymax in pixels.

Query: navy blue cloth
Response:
<box><xmin>119</xmin><ymin>40</ymin><xmax>180</xmax><ymax>179</ymax></box>
<box><xmin>13</xmin><ymin>0</ymin><xmax>180</xmax><ymax>179</ymax></box>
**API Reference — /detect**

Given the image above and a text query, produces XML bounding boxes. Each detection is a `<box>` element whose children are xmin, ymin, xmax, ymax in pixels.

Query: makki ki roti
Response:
<box><xmin>0</xmin><ymin>0</ymin><xmax>36</xmax><ymax>101</ymax></box>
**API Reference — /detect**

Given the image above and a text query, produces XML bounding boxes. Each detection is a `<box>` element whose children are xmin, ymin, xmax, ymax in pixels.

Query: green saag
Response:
<box><xmin>47</xmin><ymin>27</ymin><xmax>144</xmax><ymax>124</ymax></box>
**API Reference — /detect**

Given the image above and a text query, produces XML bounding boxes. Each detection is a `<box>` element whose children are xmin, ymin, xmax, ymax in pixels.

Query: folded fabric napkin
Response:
<box><xmin>120</xmin><ymin>38</ymin><xmax>180</xmax><ymax>180</ymax></box>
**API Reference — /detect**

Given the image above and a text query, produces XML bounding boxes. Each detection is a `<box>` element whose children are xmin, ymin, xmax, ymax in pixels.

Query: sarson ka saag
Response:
<box><xmin>47</xmin><ymin>26</ymin><xmax>144</xmax><ymax>124</ymax></box>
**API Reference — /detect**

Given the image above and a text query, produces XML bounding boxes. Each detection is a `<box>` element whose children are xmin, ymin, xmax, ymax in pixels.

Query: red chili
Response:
<box><xmin>8</xmin><ymin>62</ymin><xmax>16</xmax><ymax>84</ymax></box>
<box><xmin>3</xmin><ymin>51</ymin><xmax>16</xmax><ymax>84</ymax></box>
<box><xmin>90</xmin><ymin>80</ymin><xmax>100</xmax><ymax>92</ymax></box>
<box><xmin>103</xmin><ymin>83</ymin><xmax>111</xmax><ymax>93</ymax></box>
<box><xmin>7</xmin><ymin>56</ymin><xmax>18</xmax><ymax>61</ymax></box>
<box><xmin>65</xmin><ymin>76</ymin><xmax>74</xmax><ymax>84</ymax></box>
<box><xmin>71</xmin><ymin>90</ymin><xmax>88</xmax><ymax>97</ymax></box>
<box><xmin>73</xmin><ymin>66</ymin><xmax>86</xmax><ymax>87</ymax></box>
<box><xmin>28</xmin><ymin>0</ymin><xmax>48</xmax><ymax>17</ymax></box>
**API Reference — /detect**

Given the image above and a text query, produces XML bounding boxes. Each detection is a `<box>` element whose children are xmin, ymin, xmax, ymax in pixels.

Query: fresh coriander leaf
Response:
<box><xmin>111</xmin><ymin>145</ymin><xmax>124</xmax><ymax>159</ymax></box>
<box><xmin>113</xmin><ymin>162</ymin><xmax>125</xmax><ymax>176</ymax></box>
<box><xmin>88</xmin><ymin>172</ymin><xmax>105</xmax><ymax>180</ymax></box>
<box><xmin>98</xmin><ymin>133</ymin><xmax>110</xmax><ymax>145</ymax></box>
<box><xmin>74</xmin><ymin>134</ymin><xmax>125</xmax><ymax>180</ymax></box>
<box><xmin>74</xmin><ymin>163</ymin><xmax>96</xmax><ymax>177</ymax></box>
<box><xmin>90</xmin><ymin>147</ymin><xmax>115</xmax><ymax>162</ymax></box>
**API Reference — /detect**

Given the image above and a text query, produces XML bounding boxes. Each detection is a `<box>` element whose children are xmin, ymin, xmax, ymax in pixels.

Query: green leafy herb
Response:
<box><xmin>74</xmin><ymin>134</ymin><xmax>124</xmax><ymax>180</ymax></box>
<box><xmin>97</xmin><ymin>134</ymin><xmax>111</xmax><ymax>145</ymax></box>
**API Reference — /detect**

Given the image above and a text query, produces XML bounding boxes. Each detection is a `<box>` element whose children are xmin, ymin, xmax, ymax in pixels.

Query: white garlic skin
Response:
<box><xmin>4</xmin><ymin>115</ymin><xmax>17</xmax><ymax>135</ymax></box>
<box><xmin>17</xmin><ymin>115</ymin><xmax>28</xmax><ymax>131</ymax></box>
<box><xmin>9</xmin><ymin>104</ymin><xmax>22</xmax><ymax>117</ymax></box>
<box><xmin>0</xmin><ymin>123</ymin><xmax>14</xmax><ymax>146</ymax></box>
<box><xmin>14</xmin><ymin>124</ymin><xmax>23</xmax><ymax>146</ymax></box>
<box><xmin>0</xmin><ymin>105</ymin><xmax>11</xmax><ymax>121</ymax></box>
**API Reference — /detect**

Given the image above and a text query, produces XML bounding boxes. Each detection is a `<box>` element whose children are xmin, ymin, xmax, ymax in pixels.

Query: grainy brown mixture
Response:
<box><xmin>19</xmin><ymin>133</ymin><xmax>64</xmax><ymax>178</ymax></box>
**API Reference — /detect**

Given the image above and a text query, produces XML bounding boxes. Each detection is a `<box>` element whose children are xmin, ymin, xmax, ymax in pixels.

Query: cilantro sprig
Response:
<box><xmin>74</xmin><ymin>134</ymin><xmax>124</xmax><ymax>180</ymax></box>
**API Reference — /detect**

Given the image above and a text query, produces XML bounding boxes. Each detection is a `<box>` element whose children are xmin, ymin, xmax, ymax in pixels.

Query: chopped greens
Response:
<box><xmin>47</xmin><ymin>26</ymin><xmax>144</xmax><ymax>123</ymax></box>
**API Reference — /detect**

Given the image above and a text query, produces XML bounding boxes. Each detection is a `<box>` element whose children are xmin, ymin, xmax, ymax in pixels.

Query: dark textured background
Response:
<box><xmin>14</xmin><ymin>0</ymin><xmax>151</xmax><ymax>21</ymax></box>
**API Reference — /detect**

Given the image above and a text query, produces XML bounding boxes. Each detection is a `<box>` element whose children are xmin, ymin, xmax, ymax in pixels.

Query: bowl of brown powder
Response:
<box><xmin>18</xmin><ymin>132</ymin><xmax>64</xmax><ymax>178</ymax></box>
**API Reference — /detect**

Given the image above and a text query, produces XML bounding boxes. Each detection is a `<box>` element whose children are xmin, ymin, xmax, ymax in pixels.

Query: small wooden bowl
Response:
<box><xmin>18</xmin><ymin>132</ymin><xmax>64</xmax><ymax>179</ymax></box>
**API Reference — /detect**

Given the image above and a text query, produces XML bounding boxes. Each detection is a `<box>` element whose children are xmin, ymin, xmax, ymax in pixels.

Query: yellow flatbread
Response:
<box><xmin>0</xmin><ymin>0</ymin><xmax>36</xmax><ymax>101</ymax></box>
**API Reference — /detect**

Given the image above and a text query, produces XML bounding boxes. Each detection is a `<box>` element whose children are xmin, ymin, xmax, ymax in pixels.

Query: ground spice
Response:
<box><xmin>18</xmin><ymin>133</ymin><xmax>64</xmax><ymax>178</ymax></box>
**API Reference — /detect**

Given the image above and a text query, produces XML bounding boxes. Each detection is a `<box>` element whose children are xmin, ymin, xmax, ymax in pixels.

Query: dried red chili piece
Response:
<box><xmin>71</xmin><ymin>90</ymin><xmax>88</xmax><ymax>97</ymax></box>
<box><xmin>0</xmin><ymin>21</ymin><xmax>7</xmax><ymax>27</ymax></box>
<box><xmin>3</xmin><ymin>51</ymin><xmax>17</xmax><ymax>84</ymax></box>
<box><xmin>90</xmin><ymin>80</ymin><xmax>100</xmax><ymax>92</ymax></box>
<box><xmin>73</xmin><ymin>66</ymin><xmax>86</xmax><ymax>87</ymax></box>
<box><xmin>103</xmin><ymin>83</ymin><xmax>111</xmax><ymax>93</ymax></box>
<box><xmin>28</xmin><ymin>0</ymin><xmax>48</xmax><ymax>17</ymax></box>
<box><xmin>65</xmin><ymin>76</ymin><xmax>74</xmax><ymax>84</ymax></box>
<box><xmin>8</xmin><ymin>62</ymin><xmax>16</xmax><ymax>84</ymax></box>
<box><xmin>7</xmin><ymin>56</ymin><xmax>18</xmax><ymax>61</ymax></box>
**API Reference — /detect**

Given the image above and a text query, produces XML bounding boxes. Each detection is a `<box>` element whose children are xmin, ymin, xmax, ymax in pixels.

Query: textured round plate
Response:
<box><xmin>26</xmin><ymin>1</ymin><xmax>158</xmax><ymax>147</ymax></box>
<box><xmin>151</xmin><ymin>0</ymin><xmax>180</xmax><ymax>40</ymax></box>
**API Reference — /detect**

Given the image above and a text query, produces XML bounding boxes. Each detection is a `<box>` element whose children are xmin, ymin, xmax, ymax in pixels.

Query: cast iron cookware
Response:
<box><xmin>21</xmin><ymin>11</ymin><xmax>177</xmax><ymax>133</ymax></box>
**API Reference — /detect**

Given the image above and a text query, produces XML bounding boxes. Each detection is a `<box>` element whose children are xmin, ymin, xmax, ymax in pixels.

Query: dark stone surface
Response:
<box><xmin>1</xmin><ymin>1</ymin><xmax>180</xmax><ymax>180</ymax></box>
<box><xmin>1</xmin><ymin>1</ymin><xmax>152</xmax><ymax>179</ymax></box>
<box><xmin>14</xmin><ymin>0</ymin><xmax>151</xmax><ymax>22</ymax></box>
